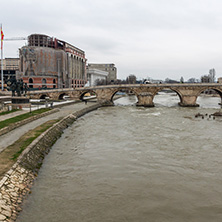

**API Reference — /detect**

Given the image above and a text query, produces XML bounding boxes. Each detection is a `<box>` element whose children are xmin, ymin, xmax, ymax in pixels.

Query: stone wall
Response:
<box><xmin>0</xmin><ymin>103</ymin><xmax>102</xmax><ymax>222</ymax></box>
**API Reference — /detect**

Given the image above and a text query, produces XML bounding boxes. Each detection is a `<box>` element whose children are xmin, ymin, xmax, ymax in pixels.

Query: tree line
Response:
<box><xmin>95</xmin><ymin>69</ymin><xmax>217</xmax><ymax>86</ymax></box>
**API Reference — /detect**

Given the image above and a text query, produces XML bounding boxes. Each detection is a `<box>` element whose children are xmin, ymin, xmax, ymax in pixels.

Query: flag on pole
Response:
<box><xmin>1</xmin><ymin>26</ymin><xmax>4</xmax><ymax>49</ymax></box>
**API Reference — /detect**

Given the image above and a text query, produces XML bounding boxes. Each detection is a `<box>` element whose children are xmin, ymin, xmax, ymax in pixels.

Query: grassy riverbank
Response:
<box><xmin>0</xmin><ymin>119</ymin><xmax>59</xmax><ymax>179</ymax></box>
<box><xmin>0</xmin><ymin>108</ymin><xmax>51</xmax><ymax>129</ymax></box>
<box><xmin>0</xmin><ymin>109</ymin><xmax>20</xmax><ymax>116</ymax></box>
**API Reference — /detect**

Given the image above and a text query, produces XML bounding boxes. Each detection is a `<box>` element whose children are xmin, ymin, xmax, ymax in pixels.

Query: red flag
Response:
<box><xmin>1</xmin><ymin>27</ymin><xmax>4</xmax><ymax>49</ymax></box>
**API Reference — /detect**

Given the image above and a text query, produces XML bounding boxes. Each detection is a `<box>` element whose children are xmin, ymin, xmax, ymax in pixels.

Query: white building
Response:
<box><xmin>87</xmin><ymin>68</ymin><xmax>108</xmax><ymax>86</ymax></box>
<box><xmin>88</xmin><ymin>63</ymin><xmax>117</xmax><ymax>82</ymax></box>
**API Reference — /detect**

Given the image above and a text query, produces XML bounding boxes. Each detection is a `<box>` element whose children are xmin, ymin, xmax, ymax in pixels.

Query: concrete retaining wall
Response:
<box><xmin>0</xmin><ymin>103</ymin><xmax>102</xmax><ymax>222</ymax></box>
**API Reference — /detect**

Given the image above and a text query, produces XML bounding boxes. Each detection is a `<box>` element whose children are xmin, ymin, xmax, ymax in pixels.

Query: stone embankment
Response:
<box><xmin>0</xmin><ymin>109</ymin><xmax>59</xmax><ymax>137</ymax></box>
<box><xmin>0</xmin><ymin>103</ymin><xmax>102</xmax><ymax>222</ymax></box>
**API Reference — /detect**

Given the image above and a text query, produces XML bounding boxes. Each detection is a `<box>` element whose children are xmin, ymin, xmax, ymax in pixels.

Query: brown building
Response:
<box><xmin>88</xmin><ymin>63</ymin><xmax>117</xmax><ymax>82</ymax></box>
<box><xmin>19</xmin><ymin>34</ymin><xmax>87</xmax><ymax>89</ymax></box>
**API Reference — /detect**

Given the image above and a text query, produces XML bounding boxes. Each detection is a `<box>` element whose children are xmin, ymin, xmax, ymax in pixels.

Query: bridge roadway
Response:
<box><xmin>24</xmin><ymin>83</ymin><xmax>222</xmax><ymax>107</ymax></box>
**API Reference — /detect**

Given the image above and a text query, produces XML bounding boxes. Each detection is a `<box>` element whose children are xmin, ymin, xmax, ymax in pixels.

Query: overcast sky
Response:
<box><xmin>1</xmin><ymin>0</ymin><xmax>222</xmax><ymax>80</ymax></box>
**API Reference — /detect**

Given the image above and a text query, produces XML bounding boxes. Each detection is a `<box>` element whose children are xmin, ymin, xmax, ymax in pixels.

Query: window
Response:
<box><xmin>29</xmin><ymin>78</ymin><xmax>33</xmax><ymax>88</ymax></box>
<box><xmin>42</xmin><ymin>78</ymin><xmax>47</xmax><ymax>88</ymax></box>
<box><xmin>53</xmin><ymin>79</ymin><xmax>56</xmax><ymax>88</ymax></box>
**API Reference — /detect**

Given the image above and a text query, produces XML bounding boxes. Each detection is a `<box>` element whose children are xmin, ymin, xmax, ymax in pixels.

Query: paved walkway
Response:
<box><xmin>0</xmin><ymin>101</ymin><xmax>95</xmax><ymax>153</ymax></box>
<box><xmin>0</xmin><ymin>100</ymin><xmax>79</xmax><ymax>122</ymax></box>
<box><xmin>0</xmin><ymin>110</ymin><xmax>29</xmax><ymax>121</ymax></box>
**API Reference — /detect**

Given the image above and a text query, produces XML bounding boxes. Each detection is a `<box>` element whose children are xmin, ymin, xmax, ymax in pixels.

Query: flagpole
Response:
<box><xmin>1</xmin><ymin>24</ymin><xmax>3</xmax><ymax>91</ymax></box>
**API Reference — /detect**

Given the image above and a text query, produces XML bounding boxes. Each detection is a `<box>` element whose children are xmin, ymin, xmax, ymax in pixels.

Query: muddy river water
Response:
<box><xmin>17</xmin><ymin>93</ymin><xmax>222</xmax><ymax>222</ymax></box>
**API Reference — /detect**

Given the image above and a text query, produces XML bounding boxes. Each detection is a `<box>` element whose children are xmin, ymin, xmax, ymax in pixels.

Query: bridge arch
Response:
<box><xmin>110</xmin><ymin>88</ymin><xmax>138</xmax><ymax>104</ymax></box>
<box><xmin>196</xmin><ymin>87</ymin><xmax>222</xmax><ymax>107</ymax></box>
<box><xmin>196</xmin><ymin>87</ymin><xmax>222</xmax><ymax>97</ymax></box>
<box><xmin>79</xmin><ymin>90</ymin><xmax>97</xmax><ymax>102</ymax></box>
<box><xmin>58</xmin><ymin>93</ymin><xmax>69</xmax><ymax>100</ymax></box>
<box><xmin>39</xmin><ymin>94</ymin><xmax>48</xmax><ymax>100</ymax></box>
<box><xmin>153</xmin><ymin>88</ymin><xmax>183</xmax><ymax>106</ymax></box>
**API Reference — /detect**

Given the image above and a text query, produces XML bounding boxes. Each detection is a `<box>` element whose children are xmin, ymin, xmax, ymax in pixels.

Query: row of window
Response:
<box><xmin>27</xmin><ymin>78</ymin><xmax>85</xmax><ymax>89</ymax></box>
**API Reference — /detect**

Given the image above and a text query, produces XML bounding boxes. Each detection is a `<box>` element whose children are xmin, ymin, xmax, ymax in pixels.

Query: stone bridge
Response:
<box><xmin>25</xmin><ymin>83</ymin><xmax>222</xmax><ymax>107</ymax></box>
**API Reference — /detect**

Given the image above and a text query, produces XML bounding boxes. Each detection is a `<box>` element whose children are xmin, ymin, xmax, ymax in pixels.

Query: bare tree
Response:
<box><xmin>201</xmin><ymin>75</ymin><xmax>210</xmax><ymax>83</ymax></box>
<box><xmin>165</xmin><ymin>78</ymin><xmax>179</xmax><ymax>83</ymax></box>
<box><xmin>126</xmin><ymin>74</ymin><xmax>137</xmax><ymax>84</ymax></box>
<box><xmin>180</xmin><ymin>76</ymin><xmax>184</xmax><ymax>83</ymax></box>
<box><xmin>94</xmin><ymin>79</ymin><xmax>107</xmax><ymax>86</ymax></box>
<box><xmin>209</xmin><ymin>68</ymin><xmax>216</xmax><ymax>83</ymax></box>
<box><xmin>187</xmin><ymin>78</ymin><xmax>198</xmax><ymax>83</ymax></box>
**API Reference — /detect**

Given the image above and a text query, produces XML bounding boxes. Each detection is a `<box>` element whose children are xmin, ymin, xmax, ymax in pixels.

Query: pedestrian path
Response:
<box><xmin>0</xmin><ymin>100</ymin><xmax>79</xmax><ymax>122</ymax></box>
<box><xmin>0</xmin><ymin>110</ymin><xmax>29</xmax><ymax>121</ymax></box>
<box><xmin>0</xmin><ymin>101</ymin><xmax>93</xmax><ymax>153</ymax></box>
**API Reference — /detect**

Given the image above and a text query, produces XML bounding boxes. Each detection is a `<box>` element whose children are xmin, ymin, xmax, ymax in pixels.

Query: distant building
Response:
<box><xmin>201</xmin><ymin>75</ymin><xmax>210</xmax><ymax>83</ymax></box>
<box><xmin>19</xmin><ymin>34</ymin><xmax>87</xmax><ymax>89</ymax></box>
<box><xmin>88</xmin><ymin>63</ymin><xmax>117</xmax><ymax>82</ymax></box>
<box><xmin>218</xmin><ymin>77</ymin><xmax>222</xmax><ymax>83</ymax></box>
<box><xmin>0</xmin><ymin>58</ymin><xmax>19</xmax><ymax>82</ymax></box>
<box><xmin>86</xmin><ymin>67</ymin><xmax>108</xmax><ymax>86</ymax></box>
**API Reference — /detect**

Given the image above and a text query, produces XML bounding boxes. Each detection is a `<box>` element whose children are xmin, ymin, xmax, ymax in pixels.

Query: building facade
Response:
<box><xmin>86</xmin><ymin>68</ymin><xmax>108</xmax><ymax>86</ymax></box>
<box><xmin>0</xmin><ymin>58</ymin><xmax>19</xmax><ymax>81</ymax></box>
<box><xmin>19</xmin><ymin>34</ymin><xmax>87</xmax><ymax>89</ymax></box>
<box><xmin>87</xmin><ymin>63</ymin><xmax>117</xmax><ymax>82</ymax></box>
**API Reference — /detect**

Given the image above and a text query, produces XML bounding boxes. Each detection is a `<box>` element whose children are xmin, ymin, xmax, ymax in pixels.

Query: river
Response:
<box><xmin>17</xmin><ymin>93</ymin><xmax>222</xmax><ymax>222</ymax></box>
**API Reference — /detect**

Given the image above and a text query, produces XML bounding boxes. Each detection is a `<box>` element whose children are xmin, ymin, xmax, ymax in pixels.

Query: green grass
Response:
<box><xmin>12</xmin><ymin>136</ymin><xmax>36</xmax><ymax>160</ymax></box>
<box><xmin>0</xmin><ymin>108</ymin><xmax>51</xmax><ymax>129</ymax></box>
<box><xmin>12</xmin><ymin>119</ymin><xmax>60</xmax><ymax>161</ymax></box>
<box><xmin>0</xmin><ymin>109</ymin><xmax>20</xmax><ymax>116</ymax></box>
<box><xmin>0</xmin><ymin>119</ymin><xmax>60</xmax><ymax>179</ymax></box>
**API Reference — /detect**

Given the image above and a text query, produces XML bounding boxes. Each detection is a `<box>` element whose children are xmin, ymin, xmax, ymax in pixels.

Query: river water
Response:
<box><xmin>17</xmin><ymin>93</ymin><xmax>222</xmax><ymax>222</ymax></box>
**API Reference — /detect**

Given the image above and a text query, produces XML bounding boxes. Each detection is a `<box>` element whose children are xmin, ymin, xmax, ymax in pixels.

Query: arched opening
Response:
<box><xmin>71</xmin><ymin>55</ymin><xmax>73</xmax><ymax>77</ymax></box>
<box><xmin>29</xmin><ymin>78</ymin><xmax>33</xmax><ymax>89</ymax></box>
<box><xmin>42</xmin><ymin>78</ymin><xmax>47</xmax><ymax>89</ymax></box>
<box><xmin>40</xmin><ymin>94</ymin><xmax>47</xmax><ymax>100</ymax></box>
<box><xmin>59</xmin><ymin>93</ymin><xmax>69</xmax><ymax>100</ymax></box>
<box><xmin>111</xmin><ymin>88</ymin><xmax>138</xmax><ymax>106</ymax></box>
<box><xmin>80</xmin><ymin>91</ymin><xmax>97</xmax><ymax>103</ymax></box>
<box><xmin>196</xmin><ymin>88</ymin><xmax>222</xmax><ymax>108</ymax></box>
<box><xmin>53</xmin><ymin>79</ymin><xmax>56</xmax><ymax>88</ymax></box>
<box><xmin>153</xmin><ymin>88</ymin><xmax>182</xmax><ymax>107</ymax></box>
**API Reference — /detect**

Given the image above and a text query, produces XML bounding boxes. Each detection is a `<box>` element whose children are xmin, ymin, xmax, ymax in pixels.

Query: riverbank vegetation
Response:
<box><xmin>0</xmin><ymin>119</ymin><xmax>59</xmax><ymax>179</ymax></box>
<box><xmin>0</xmin><ymin>108</ymin><xmax>51</xmax><ymax>129</ymax></box>
<box><xmin>0</xmin><ymin>109</ymin><xmax>20</xmax><ymax>116</ymax></box>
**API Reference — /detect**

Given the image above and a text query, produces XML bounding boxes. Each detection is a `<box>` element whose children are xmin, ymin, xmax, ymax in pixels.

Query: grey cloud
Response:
<box><xmin>2</xmin><ymin>0</ymin><xmax>222</xmax><ymax>80</ymax></box>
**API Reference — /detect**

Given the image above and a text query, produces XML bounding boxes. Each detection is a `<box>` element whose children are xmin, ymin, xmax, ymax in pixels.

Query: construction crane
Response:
<box><xmin>4</xmin><ymin>37</ymin><xmax>27</xmax><ymax>41</ymax></box>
